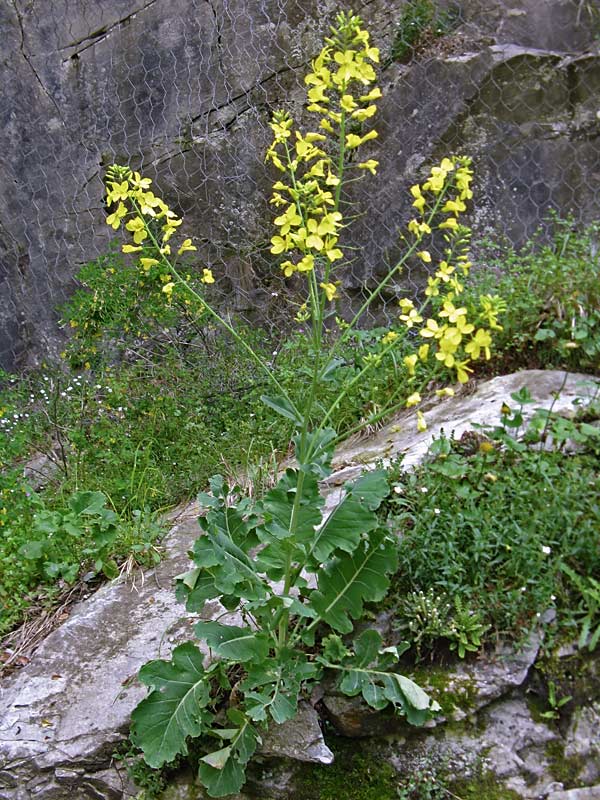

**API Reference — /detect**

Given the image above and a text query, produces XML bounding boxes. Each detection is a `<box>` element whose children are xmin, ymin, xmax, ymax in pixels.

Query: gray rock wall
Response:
<box><xmin>1</xmin><ymin>0</ymin><xmax>599</xmax><ymax>369</ymax></box>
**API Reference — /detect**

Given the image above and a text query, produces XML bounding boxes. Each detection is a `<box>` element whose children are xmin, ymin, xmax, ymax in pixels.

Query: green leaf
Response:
<box><xmin>198</xmin><ymin>715</ymin><xmax>258</xmax><ymax>798</ymax></box>
<box><xmin>101</xmin><ymin>559</ymin><xmax>119</xmax><ymax>579</ymax></box>
<box><xmin>198</xmin><ymin>757</ymin><xmax>245</xmax><ymax>798</ymax></box>
<box><xmin>259</xmin><ymin>468</ymin><xmax>323</xmax><ymax>542</ymax></box>
<box><xmin>352</xmin><ymin>628</ymin><xmax>382</xmax><ymax>666</ymax></box>
<box><xmin>294</xmin><ymin>427</ymin><xmax>336</xmax><ymax>477</ymax></box>
<box><xmin>131</xmin><ymin>642</ymin><xmax>212</xmax><ymax>768</ymax></box>
<box><xmin>260</xmin><ymin>394</ymin><xmax>302</xmax><ymax>424</ymax></box>
<box><xmin>33</xmin><ymin>510</ymin><xmax>62</xmax><ymax>535</ymax></box>
<box><xmin>320</xmin><ymin>357</ymin><xmax>346</xmax><ymax>382</ymax></box>
<box><xmin>308</xmin><ymin>470</ymin><xmax>388</xmax><ymax>565</ymax></box>
<box><xmin>310</xmin><ymin>530</ymin><xmax>398</xmax><ymax>633</ymax></box>
<box><xmin>69</xmin><ymin>490</ymin><xmax>108</xmax><ymax>515</ymax></box>
<box><xmin>339</xmin><ymin>666</ymin><xmax>437</xmax><ymax>723</ymax></box>
<box><xmin>241</xmin><ymin>654</ymin><xmax>317</xmax><ymax>724</ymax></box>
<box><xmin>201</xmin><ymin>746</ymin><xmax>232</xmax><ymax>770</ymax></box>
<box><xmin>195</xmin><ymin>621</ymin><xmax>269</xmax><ymax>663</ymax></box>
<box><xmin>321</xmin><ymin>634</ymin><xmax>351</xmax><ymax>663</ymax></box>
<box><xmin>176</xmin><ymin>570</ymin><xmax>220</xmax><ymax>612</ymax></box>
<box><xmin>19</xmin><ymin>540</ymin><xmax>46</xmax><ymax>560</ymax></box>
<box><xmin>534</xmin><ymin>328</ymin><xmax>556</xmax><ymax>342</ymax></box>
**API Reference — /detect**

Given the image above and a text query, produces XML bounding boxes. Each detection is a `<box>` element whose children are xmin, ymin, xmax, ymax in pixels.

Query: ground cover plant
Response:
<box><xmin>381</xmin><ymin>395</ymin><xmax>600</xmax><ymax>662</ymax></box>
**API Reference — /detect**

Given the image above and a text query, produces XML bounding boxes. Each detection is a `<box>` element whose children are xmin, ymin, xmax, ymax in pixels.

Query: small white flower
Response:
<box><xmin>393</xmin><ymin>485</ymin><xmax>402</xmax><ymax>494</ymax></box>
<box><xmin>541</xmin><ymin>545</ymin><xmax>551</xmax><ymax>555</ymax></box>
<box><xmin>421</xmin><ymin>486</ymin><xmax>428</xmax><ymax>493</ymax></box>
<box><xmin>433</xmin><ymin>508</ymin><xmax>440</xmax><ymax>515</ymax></box>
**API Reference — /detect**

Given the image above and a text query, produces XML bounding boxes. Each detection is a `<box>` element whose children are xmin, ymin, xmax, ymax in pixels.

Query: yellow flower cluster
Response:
<box><xmin>394</xmin><ymin>157</ymin><xmax>499</xmax><ymax>385</ymax></box>
<box><xmin>104</xmin><ymin>165</ymin><xmax>214</xmax><ymax>294</ymax></box>
<box><xmin>266</xmin><ymin>12</ymin><xmax>380</xmax><ymax>301</ymax></box>
<box><xmin>376</xmin><ymin>157</ymin><xmax>504</xmax><ymax>430</ymax></box>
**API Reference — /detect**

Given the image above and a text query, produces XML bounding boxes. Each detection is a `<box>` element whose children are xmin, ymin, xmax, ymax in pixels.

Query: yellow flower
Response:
<box><xmin>136</xmin><ymin>191</ymin><xmax>163</xmax><ymax>216</ymax></box>
<box><xmin>408</xmin><ymin>219</ymin><xmax>431</xmax><ymax>236</ymax></box>
<box><xmin>308</xmin><ymin>85</ymin><xmax>330</xmax><ymax>104</ymax></box>
<box><xmin>345</xmin><ymin>129</ymin><xmax>378</xmax><ymax>149</ymax></box>
<box><xmin>417</xmin><ymin>411</ymin><xmax>427</xmax><ymax>432</ymax></box>
<box><xmin>270</xmin><ymin>235</ymin><xmax>290</xmax><ymax>255</ymax></box>
<box><xmin>274</xmin><ymin>204</ymin><xmax>302</xmax><ymax>235</ymax></box>
<box><xmin>403</xmin><ymin>354</ymin><xmax>418</xmax><ymax>375</ymax></box>
<box><xmin>439</xmin><ymin>217</ymin><xmax>459</xmax><ymax>230</ymax></box>
<box><xmin>425</xmin><ymin>277</ymin><xmax>440</xmax><ymax>297</ymax></box>
<box><xmin>281</xmin><ymin>260</ymin><xmax>296</xmax><ymax>277</ymax></box>
<box><xmin>325</xmin><ymin>245</ymin><xmax>344</xmax><ymax>261</ymax></box>
<box><xmin>340</xmin><ymin>94</ymin><xmax>357</xmax><ymax>112</ymax></box>
<box><xmin>417</xmin><ymin>250</ymin><xmax>432</xmax><ymax>263</ymax></box>
<box><xmin>126</xmin><ymin>218</ymin><xmax>148</xmax><ymax>244</ymax></box>
<box><xmin>352</xmin><ymin>105</ymin><xmax>377</xmax><ymax>122</ymax></box>
<box><xmin>465</xmin><ymin>328</ymin><xmax>492</xmax><ymax>360</ymax></box>
<box><xmin>201</xmin><ymin>268</ymin><xmax>215</xmax><ymax>284</ymax></box>
<box><xmin>270</xmin><ymin>113</ymin><xmax>293</xmax><ymax>141</ymax></box>
<box><xmin>358</xmin><ymin>159</ymin><xmax>378</xmax><ymax>175</ymax></box>
<box><xmin>439</xmin><ymin>300</ymin><xmax>468</xmax><ymax>323</ymax></box>
<box><xmin>410</xmin><ymin>184</ymin><xmax>426</xmax><ymax>213</ymax></box>
<box><xmin>297</xmin><ymin>254</ymin><xmax>315</xmax><ymax>272</ymax></box>
<box><xmin>320</xmin><ymin>282</ymin><xmax>338</xmax><ymax>301</ymax></box>
<box><xmin>420</xmin><ymin>319</ymin><xmax>444</xmax><ymax>339</ymax></box>
<box><xmin>435</xmin><ymin>388</ymin><xmax>455</xmax><ymax>397</ymax></box>
<box><xmin>122</xmin><ymin>244</ymin><xmax>142</xmax><ymax>253</ymax></box>
<box><xmin>162</xmin><ymin>282</ymin><xmax>175</xmax><ymax>296</ymax></box>
<box><xmin>360</xmin><ymin>87</ymin><xmax>382</xmax><ymax>101</ymax></box>
<box><xmin>106</xmin><ymin>180</ymin><xmax>129</xmax><ymax>205</ymax></box>
<box><xmin>442</xmin><ymin>198</ymin><xmax>467</xmax><ymax>215</ymax></box>
<box><xmin>418</xmin><ymin>344</ymin><xmax>430</xmax><ymax>361</ymax></box>
<box><xmin>131</xmin><ymin>171</ymin><xmax>152</xmax><ymax>189</ymax></box>
<box><xmin>455</xmin><ymin>360</ymin><xmax>473</xmax><ymax>383</ymax></box>
<box><xmin>177</xmin><ymin>238</ymin><xmax>197</xmax><ymax>255</ymax></box>
<box><xmin>140</xmin><ymin>258</ymin><xmax>159</xmax><ymax>271</ymax></box>
<box><xmin>406</xmin><ymin>392</ymin><xmax>421</xmax><ymax>407</ymax></box>
<box><xmin>106</xmin><ymin>202</ymin><xmax>127</xmax><ymax>230</ymax></box>
<box><xmin>399</xmin><ymin>307</ymin><xmax>423</xmax><ymax>328</ymax></box>
<box><xmin>382</xmin><ymin>331</ymin><xmax>399</xmax><ymax>345</ymax></box>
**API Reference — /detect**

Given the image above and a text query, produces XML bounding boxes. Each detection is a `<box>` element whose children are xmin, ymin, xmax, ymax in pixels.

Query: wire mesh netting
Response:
<box><xmin>1</xmin><ymin>0</ymin><xmax>599</xmax><ymax>371</ymax></box>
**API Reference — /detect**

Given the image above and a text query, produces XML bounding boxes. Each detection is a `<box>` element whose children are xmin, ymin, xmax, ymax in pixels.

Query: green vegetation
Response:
<box><xmin>464</xmin><ymin>216</ymin><xmax>600</xmax><ymax>374</ymax></box>
<box><xmin>294</xmin><ymin>743</ymin><xmax>400</xmax><ymax>800</ymax></box>
<box><xmin>385</xmin><ymin>0</ymin><xmax>460</xmax><ymax>66</ymax></box>
<box><xmin>0</xmin><ymin>7</ymin><xmax>598</xmax><ymax>799</ymax></box>
<box><xmin>381</xmin><ymin>410</ymin><xmax>600</xmax><ymax>658</ymax></box>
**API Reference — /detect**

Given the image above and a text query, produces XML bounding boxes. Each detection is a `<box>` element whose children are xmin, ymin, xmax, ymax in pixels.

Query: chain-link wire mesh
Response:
<box><xmin>1</xmin><ymin>0</ymin><xmax>599</xmax><ymax>371</ymax></box>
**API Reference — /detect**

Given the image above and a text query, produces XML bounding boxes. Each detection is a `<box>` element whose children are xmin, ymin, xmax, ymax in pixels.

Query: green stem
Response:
<box><xmin>129</xmin><ymin>201</ymin><xmax>296</xmax><ymax>412</ymax></box>
<box><xmin>324</xmin><ymin>184</ymin><xmax>451</xmax><ymax>371</ymax></box>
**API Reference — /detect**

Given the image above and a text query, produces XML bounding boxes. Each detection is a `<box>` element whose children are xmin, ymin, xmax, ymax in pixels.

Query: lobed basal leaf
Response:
<box><xmin>130</xmin><ymin>642</ymin><xmax>213</xmax><ymax>768</ymax></box>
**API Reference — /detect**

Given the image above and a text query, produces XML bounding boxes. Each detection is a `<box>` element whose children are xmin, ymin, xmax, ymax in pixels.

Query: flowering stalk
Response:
<box><xmin>114</xmin><ymin>13</ymin><xmax>506</xmax><ymax>797</ymax></box>
<box><xmin>103</xmin><ymin>167</ymin><xmax>297</xmax><ymax>414</ymax></box>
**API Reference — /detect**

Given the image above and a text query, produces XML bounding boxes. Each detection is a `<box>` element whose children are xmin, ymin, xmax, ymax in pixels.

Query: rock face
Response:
<box><xmin>1</xmin><ymin>0</ymin><xmax>599</xmax><ymax>368</ymax></box>
<box><xmin>1</xmin><ymin>370</ymin><xmax>599</xmax><ymax>799</ymax></box>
